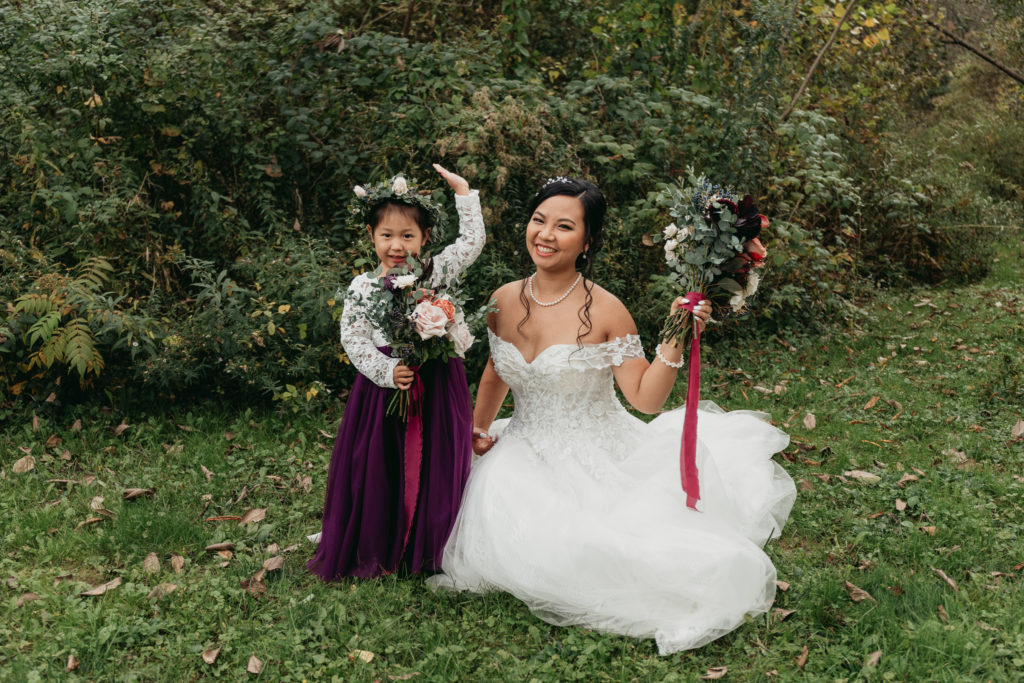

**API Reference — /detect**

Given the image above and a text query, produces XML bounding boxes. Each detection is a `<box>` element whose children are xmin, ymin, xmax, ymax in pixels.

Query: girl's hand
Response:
<box><xmin>672</xmin><ymin>296</ymin><xmax>711</xmax><ymax>335</ymax></box>
<box><xmin>433</xmin><ymin>163</ymin><xmax>470</xmax><ymax>196</ymax></box>
<box><xmin>472</xmin><ymin>428</ymin><xmax>496</xmax><ymax>456</ymax></box>
<box><xmin>393</xmin><ymin>364</ymin><xmax>415</xmax><ymax>391</ymax></box>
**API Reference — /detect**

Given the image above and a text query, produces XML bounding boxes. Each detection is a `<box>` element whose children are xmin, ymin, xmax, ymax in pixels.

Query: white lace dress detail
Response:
<box><xmin>339</xmin><ymin>191</ymin><xmax>486</xmax><ymax>389</ymax></box>
<box><xmin>429</xmin><ymin>328</ymin><xmax>797</xmax><ymax>654</ymax></box>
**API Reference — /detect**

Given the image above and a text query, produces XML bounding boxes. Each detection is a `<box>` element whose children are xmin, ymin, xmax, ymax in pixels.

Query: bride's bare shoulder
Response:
<box><xmin>585</xmin><ymin>282</ymin><xmax>639</xmax><ymax>340</ymax></box>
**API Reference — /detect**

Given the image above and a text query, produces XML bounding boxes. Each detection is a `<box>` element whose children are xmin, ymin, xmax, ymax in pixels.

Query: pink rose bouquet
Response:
<box><xmin>359</xmin><ymin>255</ymin><xmax>478</xmax><ymax>419</ymax></box>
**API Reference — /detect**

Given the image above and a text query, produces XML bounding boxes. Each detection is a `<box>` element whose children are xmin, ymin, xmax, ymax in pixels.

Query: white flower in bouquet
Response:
<box><xmin>447</xmin><ymin>312</ymin><xmax>475</xmax><ymax>357</ymax></box>
<box><xmin>393</xmin><ymin>273</ymin><xmax>417</xmax><ymax>289</ymax></box>
<box><xmin>391</xmin><ymin>176</ymin><xmax>409</xmax><ymax>195</ymax></box>
<box><xmin>678</xmin><ymin>223</ymin><xmax>694</xmax><ymax>239</ymax></box>
<box><xmin>412</xmin><ymin>300</ymin><xmax>448</xmax><ymax>339</ymax></box>
<box><xmin>663</xmin><ymin>223</ymin><xmax>678</xmax><ymax>239</ymax></box>
<box><xmin>353</xmin><ymin>185</ymin><xmax>367</xmax><ymax>198</ymax></box>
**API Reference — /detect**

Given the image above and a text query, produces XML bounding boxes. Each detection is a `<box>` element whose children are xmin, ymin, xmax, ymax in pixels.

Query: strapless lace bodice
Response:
<box><xmin>488</xmin><ymin>330</ymin><xmax>646</xmax><ymax>479</ymax></box>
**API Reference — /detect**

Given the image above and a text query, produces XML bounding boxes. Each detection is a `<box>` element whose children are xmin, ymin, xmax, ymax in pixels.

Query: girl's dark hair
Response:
<box><xmin>517</xmin><ymin>178</ymin><xmax>607</xmax><ymax>347</ymax></box>
<box><xmin>366</xmin><ymin>199</ymin><xmax>432</xmax><ymax>234</ymax></box>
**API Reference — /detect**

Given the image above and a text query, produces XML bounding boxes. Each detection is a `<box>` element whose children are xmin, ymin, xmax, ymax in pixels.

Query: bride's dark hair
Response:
<box><xmin>518</xmin><ymin>178</ymin><xmax>607</xmax><ymax>347</ymax></box>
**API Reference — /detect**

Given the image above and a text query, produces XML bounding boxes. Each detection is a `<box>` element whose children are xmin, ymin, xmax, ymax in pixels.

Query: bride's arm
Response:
<box><xmin>472</xmin><ymin>296</ymin><xmax>510</xmax><ymax>455</ymax></box>
<box><xmin>472</xmin><ymin>355</ymin><xmax>509</xmax><ymax>448</ymax></box>
<box><xmin>610</xmin><ymin>297</ymin><xmax>707</xmax><ymax>414</ymax></box>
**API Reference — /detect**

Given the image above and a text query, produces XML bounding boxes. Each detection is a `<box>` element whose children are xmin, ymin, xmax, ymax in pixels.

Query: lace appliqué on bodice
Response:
<box><xmin>340</xmin><ymin>191</ymin><xmax>486</xmax><ymax>388</ymax></box>
<box><xmin>489</xmin><ymin>330</ymin><xmax>647</xmax><ymax>479</ymax></box>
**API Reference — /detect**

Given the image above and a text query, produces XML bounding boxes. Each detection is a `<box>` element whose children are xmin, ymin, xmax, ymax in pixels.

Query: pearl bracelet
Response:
<box><xmin>655</xmin><ymin>344</ymin><xmax>684</xmax><ymax>369</ymax></box>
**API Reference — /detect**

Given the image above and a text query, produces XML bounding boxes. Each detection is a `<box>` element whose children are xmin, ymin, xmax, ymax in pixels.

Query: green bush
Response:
<box><xmin>2</xmin><ymin>0</ymin><xmax>1018</xmax><ymax>410</ymax></box>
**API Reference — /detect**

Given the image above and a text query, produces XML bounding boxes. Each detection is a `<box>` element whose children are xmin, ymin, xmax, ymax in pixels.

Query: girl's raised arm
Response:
<box><xmin>430</xmin><ymin>163</ymin><xmax>485</xmax><ymax>286</ymax></box>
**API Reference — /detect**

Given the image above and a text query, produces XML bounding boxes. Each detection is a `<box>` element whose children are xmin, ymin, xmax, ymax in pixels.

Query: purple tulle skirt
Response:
<box><xmin>307</xmin><ymin>352</ymin><xmax>473</xmax><ymax>580</ymax></box>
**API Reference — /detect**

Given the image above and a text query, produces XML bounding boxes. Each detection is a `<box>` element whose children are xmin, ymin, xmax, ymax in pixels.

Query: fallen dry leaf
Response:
<box><xmin>241</xmin><ymin>569</ymin><xmax>266</xmax><ymax>596</ymax></box>
<box><xmin>844</xmin><ymin>580</ymin><xmax>877</xmax><ymax>603</ymax></box>
<box><xmin>113</xmin><ymin>420</ymin><xmax>130</xmax><ymax>436</ymax></box>
<box><xmin>247</xmin><ymin>654</ymin><xmax>263</xmax><ymax>674</ymax></box>
<box><xmin>937</xmin><ymin>604</ymin><xmax>948</xmax><ymax>623</ymax></box>
<box><xmin>239</xmin><ymin>507</ymin><xmax>268</xmax><ymax>525</ymax></box>
<box><xmin>90</xmin><ymin>496</ymin><xmax>116</xmax><ymax>517</ymax></box>
<box><xmin>147</xmin><ymin>583</ymin><xmax>178</xmax><ymax>600</ymax></box>
<box><xmin>17</xmin><ymin>592</ymin><xmax>42</xmax><ymax>607</ymax></box>
<box><xmin>864</xmin><ymin>651</ymin><xmax>881</xmax><ymax>667</ymax></box>
<box><xmin>262</xmin><ymin>556</ymin><xmax>284</xmax><ymax>572</ymax></box>
<box><xmin>170</xmin><ymin>554</ymin><xmax>185</xmax><ymax>573</ymax></box>
<box><xmin>201</xmin><ymin>465</ymin><xmax>214</xmax><ymax>482</ymax></box>
<box><xmin>387</xmin><ymin>674</ymin><xmax>420</xmax><ymax>681</ymax></box>
<box><xmin>75</xmin><ymin>516</ymin><xmax>105</xmax><ymax>530</ymax></box>
<box><xmin>349</xmin><ymin>649</ymin><xmax>375</xmax><ymax>664</ymax></box>
<box><xmin>797</xmin><ymin>478</ymin><xmax>814</xmax><ymax>492</ymax></box>
<box><xmin>204</xmin><ymin>542</ymin><xmax>236</xmax><ymax>552</ymax></box>
<box><xmin>844</xmin><ymin>470</ymin><xmax>881</xmax><ymax>483</ymax></box>
<box><xmin>802</xmin><ymin>413</ymin><xmax>816</xmax><ymax>430</ymax></box>
<box><xmin>977</xmin><ymin>621</ymin><xmax>998</xmax><ymax>632</ymax></box>
<box><xmin>202</xmin><ymin>647</ymin><xmax>221</xmax><ymax>665</ymax></box>
<box><xmin>772</xmin><ymin>608</ymin><xmax>796</xmax><ymax>623</ymax></box>
<box><xmin>45</xmin><ymin>434</ymin><xmax>62</xmax><ymax>448</ymax></box>
<box><xmin>71</xmin><ymin>419</ymin><xmax>82</xmax><ymax>432</ymax></box>
<box><xmin>895</xmin><ymin>499</ymin><xmax>907</xmax><ymax>511</ymax></box>
<box><xmin>282</xmin><ymin>544</ymin><xmax>299</xmax><ymax>553</ymax></box>
<box><xmin>13</xmin><ymin>455</ymin><xmax>36</xmax><ymax>474</ymax></box>
<box><xmin>32</xmin><ymin>414</ymin><xmax>40</xmax><ymax>431</ymax></box>
<box><xmin>897</xmin><ymin>473</ymin><xmax>918</xmax><ymax>487</ymax></box>
<box><xmin>1012</xmin><ymin>419</ymin><xmax>1024</xmax><ymax>438</ymax></box>
<box><xmin>265</xmin><ymin>543</ymin><xmax>280</xmax><ymax>554</ymax></box>
<box><xmin>123</xmin><ymin>487</ymin><xmax>156</xmax><ymax>500</ymax></box>
<box><xmin>796</xmin><ymin>645</ymin><xmax>808</xmax><ymax>668</ymax></box>
<box><xmin>863</xmin><ymin>396</ymin><xmax>879</xmax><ymax>410</ymax></box>
<box><xmin>920</xmin><ymin>526</ymin><xmax>937</xmax><ymax>536</ymax></box>
<box><xmin>80</xmin><ymin>577</ymin><xmax>122</xmax><ymax>597</ymax></box>
<box><xmin>702</xmin><ymin>666</ymin><xmax>728</xmax><ymax>680</ymax></box>
<box><xmin>143</xmin><ymin>552</ymin><xmax>160</xmax><ymax>573</ymax></box>
<box><xmin>931</xmin><ymin>567</ymin><xmax>958</xmax><ymax>591</ymax></box>
<box><xmin>776</xmin><ymin>580</ymin><xmax>790</xmax><ymax>592</ymax></box>
<box><xmin>217</xmin><ymin>550</ymin><xmax>233</xmax><ymax>560</ymax></box>
<box><xmin>66</xmin><ymin>654</ymin><xmax>80</xmax><ymax>672</ymax></box>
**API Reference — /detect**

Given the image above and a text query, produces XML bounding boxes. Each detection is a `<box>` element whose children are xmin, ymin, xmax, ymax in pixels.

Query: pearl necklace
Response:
<box><xmin>528</xmin><ymin>273</ymin><xmax>582</xmax><ymax>307</ymax></box>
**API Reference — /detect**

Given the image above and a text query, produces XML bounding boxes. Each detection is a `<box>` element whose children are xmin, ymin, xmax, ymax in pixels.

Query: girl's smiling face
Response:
<box><xmin>369</xmin><ymin>206</ymin><xmax>428</xmax><ymax>271</ymax></box>
<box><xmin>526</xmin><ymin>194</ymin><xmax>587</xmax><ymax>271</ymax></box>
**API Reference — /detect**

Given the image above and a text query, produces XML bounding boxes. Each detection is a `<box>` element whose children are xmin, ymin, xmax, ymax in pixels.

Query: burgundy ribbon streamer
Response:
<box><xmin>401</xmin><ymin>369</ymin><xmax>425</xmax><ymax>550</ymax></box>
<box><xmin>679</xmin><ymin>291</ymin><xmax>704</xmax><ymax>510</ymax></box>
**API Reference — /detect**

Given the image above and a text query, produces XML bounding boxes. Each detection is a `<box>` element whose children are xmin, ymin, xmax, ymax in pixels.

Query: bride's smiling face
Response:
<box><xmin>526</xmin><ymin>194</ymin><xmax>587</xmax><ymax>271</ymax></box>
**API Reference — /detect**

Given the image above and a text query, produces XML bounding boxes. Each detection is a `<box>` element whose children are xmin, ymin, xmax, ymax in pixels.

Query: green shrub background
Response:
<box><xmin>2</xmin><ymin>0</ymin><xmax>1022</xmax><ymax>411</ymax></box>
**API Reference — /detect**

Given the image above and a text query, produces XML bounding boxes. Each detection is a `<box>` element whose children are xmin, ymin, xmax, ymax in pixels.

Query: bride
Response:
<box><xmin>428</xmin><ymin>177</ymin><xmax>797</xmax><ymax>654</ymax></box>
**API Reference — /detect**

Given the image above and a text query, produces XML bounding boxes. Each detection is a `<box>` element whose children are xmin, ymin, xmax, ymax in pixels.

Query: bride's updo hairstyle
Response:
<box><xmin>518</xmin><ymin>177</ymin><xmax>607</xmax><ymax>347</ymax></box>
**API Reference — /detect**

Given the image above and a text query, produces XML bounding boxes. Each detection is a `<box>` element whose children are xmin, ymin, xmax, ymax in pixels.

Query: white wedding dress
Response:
<box><xmin>428</xmin><ymin>330</ymin><xmax>797</xmax><ymax>654</ymax></box>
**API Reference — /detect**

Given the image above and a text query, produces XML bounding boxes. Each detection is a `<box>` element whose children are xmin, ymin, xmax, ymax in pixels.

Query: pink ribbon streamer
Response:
<box><xmin>679</xmin><ymin>291</ymin><xmax>704</xmax><ymax>510</ymax></box>
<box><xmin>401</xmin><ymin>369</ymin><xmax>425</xmax><ymax>550</ymax></box>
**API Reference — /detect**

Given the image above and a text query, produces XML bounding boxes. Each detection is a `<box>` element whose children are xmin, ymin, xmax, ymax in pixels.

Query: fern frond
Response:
<box><xmin>62</xmin><ymin>318</ymin><xmax>103</xmax><ymax>378</ymax></box>
<box><xmin>26</xmin><ymin>310</ymin><xmax>62</xmax><ymax>347</ymax></box>
<box><xmin>14</xmin><ymin>293</ymin><xmax>57</xmax><ymax>317</ymax></box>
<box><xmin>73</xmin><ymin>256</ymin><xmax>114</xmax><ymax>292</ymax></box>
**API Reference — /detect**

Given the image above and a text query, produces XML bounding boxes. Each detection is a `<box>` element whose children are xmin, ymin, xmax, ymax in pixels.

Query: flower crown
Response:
<box><xmin>351</xmin><ymin>175</ymin><xmax>448</xmax><ymax>240</ymax></box>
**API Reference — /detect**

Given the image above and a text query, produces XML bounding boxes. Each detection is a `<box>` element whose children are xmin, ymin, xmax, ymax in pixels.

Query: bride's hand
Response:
<box><xmin>672</xmin><ymin>296</ymin><xmax>711</xmax><ymax>335</ymax></box>
<box><xmin>433</xmin><ymin>163</ymin><xmax>470</xmax><ymax>196</ymax></box>
<box><xmin>473</xmin><ymin>428</ymin><xmax>496</xmax><ymax>456</ymax></box>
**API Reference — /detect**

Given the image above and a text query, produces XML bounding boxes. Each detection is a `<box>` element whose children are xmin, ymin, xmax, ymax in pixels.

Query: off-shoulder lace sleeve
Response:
<box><xmin>339</xmin><ymin>275</ymin><xmax>399</xmax><ymax>389</ymax></box>
<box><xmin>567</xmin><ymin>335</ymin><xmax>646</xmax><ymax>369</ymax></box>
<box><xmin>430</xmin><ymin>190</ymin><xmax>485</xmax><ymax>287</ymax></box>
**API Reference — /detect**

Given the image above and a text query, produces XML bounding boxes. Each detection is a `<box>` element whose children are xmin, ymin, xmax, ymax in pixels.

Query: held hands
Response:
<box><xmin>672</xmin><ymin>296</ymin><xmax>711</xmax><ymax>335</ymax></box>
<box><xmin>433</xmin><ymin>163</ymin><xmax>470</xmax><ymax>196</ymax></box>
<box><xmin>393</xmin><ymin>364</ymin><xmax>415</xmax><ymax>391</ymax></box>
<box><xmin>472</xmin><ymin>427</ymin><xmax>496</xmax><ymax>456</ymax></box>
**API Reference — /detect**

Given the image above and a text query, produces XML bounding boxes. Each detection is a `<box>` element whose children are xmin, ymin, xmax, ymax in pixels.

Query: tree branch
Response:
<box><xmin>781</xmin><ymin>0</ymin><xmax>861</xmax><ymax>122</ymax></box>
<box><xmin>921</xmin><ymin>16</ymin><xmax>1024</xmax><ymax>86</ymax></box>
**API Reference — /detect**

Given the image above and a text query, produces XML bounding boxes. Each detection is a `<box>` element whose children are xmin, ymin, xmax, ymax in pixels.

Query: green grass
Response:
<box><xmin>2</xmin><ymin>239</ymin><xmax>1023</xmax><ymax>681</ymax></box>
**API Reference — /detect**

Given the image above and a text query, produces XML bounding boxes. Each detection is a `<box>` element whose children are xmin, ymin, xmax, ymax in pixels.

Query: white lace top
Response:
<box><xmin>340</xmin><ymin>190</ymin><xmax>485</xmax><ymax>389</ymax></box>
<box><xmin>488</xmin><ymin>329</ymin><xmax>649</xmax><ymax>480</ymax></box>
